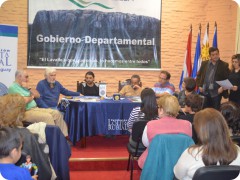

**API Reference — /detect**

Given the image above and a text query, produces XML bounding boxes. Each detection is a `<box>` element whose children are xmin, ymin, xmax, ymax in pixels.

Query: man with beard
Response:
<box><xmin>77</xmin><ymin>71</ymin><xmax>99</xmax><ymax>96</ymax></box>
<box><xmin>36</xmin><ymin>67</ymin><xmax>80</xmax><ymax>109</ymax></box>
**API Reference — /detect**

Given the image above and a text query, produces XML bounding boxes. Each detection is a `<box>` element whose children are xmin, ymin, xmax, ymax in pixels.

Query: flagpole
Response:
<box><xmin>207</xmin><ymin>22</ymin><xmax>209</xmax><ymax>36</ymax></box>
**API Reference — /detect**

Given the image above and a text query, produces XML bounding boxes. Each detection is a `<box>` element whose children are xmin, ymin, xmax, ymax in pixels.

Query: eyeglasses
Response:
<box><xmin>159</xmin><ymin>77</ymin><xmax>167</xmax><ymax>80</ymax></box>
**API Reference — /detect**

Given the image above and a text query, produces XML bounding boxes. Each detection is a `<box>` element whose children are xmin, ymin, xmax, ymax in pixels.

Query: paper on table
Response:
<box><xmin>216</xmin><ymin>79</ymin><xmax>233</xmax><ymax>89</ymax></box>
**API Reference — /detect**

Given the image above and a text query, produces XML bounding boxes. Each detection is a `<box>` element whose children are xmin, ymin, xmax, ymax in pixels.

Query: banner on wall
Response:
<box><xmin>28</xmin><ymin>0</ymin><xmax>161</xmax><ymax>70</ymax></box>
<box><xmin>0</xmin><ymin>24</ymin><xmax>18</xmax><ymax>87</ymax></box>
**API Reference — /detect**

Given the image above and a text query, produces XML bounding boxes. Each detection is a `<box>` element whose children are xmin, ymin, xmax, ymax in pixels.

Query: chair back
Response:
<box><xmin>141</xmin><ymin>134</ymin><xmax>194</xmax><ymax>180</ymax></box>
<box><xmin>118</xmin><ymin>79</ymin><xmax>131</xmax><ymax>92</ymax></box>
<box><xmin>131</xmin><ymin>120</ymin><xmax>147</xmax><ymax>142</ymax></box>
<box><xmin>192</xmin><ymin>165</ymin><xmax>240</xmax><ymax>180</ymax></box>
<box><xmin>77</xmin><ymin>81</ymin><xmax>99</xmax><ymax>95</ymax></box>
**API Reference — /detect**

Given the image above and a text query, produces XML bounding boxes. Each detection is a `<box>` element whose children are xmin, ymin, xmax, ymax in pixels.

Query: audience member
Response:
<box><xmin>138</xmin><ymin>95</ymin><xmax>192</xmax><ymax>169</ymax></box>
<box><xmin>177</xmin><ymin>94</ymin><xmax>204</xmax><ymax>143</ymax></box>
<box><xmin>196</xmin><ymin>47</ymin><xmax>230</xmax><ymax>110</ymax></box>
<box><xmin>0</xmin><ymin>94</ymin><xmax>52</xmax><ymax>179</ymax></box>
<box><xmin>228</xmin><ymin>54</ymin><xmax>240</xmax><ymax>105</ymax></box>
<box><xmin>0</xmin><ymin>82</ymin><xmax>8</xmax><ymax>96</ymax></box>
<box><xmin>0</xmin><ymin>127</ymin><xmax>37</xmax><ymax>180</ymax></box>
<box><xmin>36</xmin><ymin>67</ymin><xmax>80</xmax><ymax>109</ymax></box>
<box><xmin>127</xmin><ymin>88</ymin><xmax>158</xmax><ymax>132</ymax></box>
<box><xmin>178</xmin><ymin>77</ymin><xmax>196</xmax><ymax>107</ymax></box>
<box><xmin>152</xmin><ymin>70</ymin><xmax>175</xmax><ymax>97</ymax></box>
<box><xmin>77</xmin><ymin>71</ymin><xmax>99</xmax><ymax>96</ymax></box>
<box><xmin>8</xmin><ymin>70</ymin><xmax>68</xmax><ymax>136</ymax></box>
<box><xmin>174</xmin><ymin>108</ymin><xmax>240</xmax><ymax>180</ymax></box>
<box><xmin>119</xmin><ymin>74</ymin><xmax>142</xmax><ymax>96</ymax></box>
<box><xmin>220</xmin><ymin>101</ymin><xmax>240</xmax><ymax>136</ymax></box>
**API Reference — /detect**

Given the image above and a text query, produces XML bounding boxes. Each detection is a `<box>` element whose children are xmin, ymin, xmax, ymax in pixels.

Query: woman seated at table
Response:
<box><xmin>174</xmin><ymin>108</ymin><xmax>240</xmax><ymax>180</ymax></box>
<box><xmin>0</xmin><ymin>94</ymin><xmax>53</xmax><ymax>180</ymax></box>
<box><xmin>220</xmin><ymin>101</ymin><xmax>240</xmax><ymax>136</ymax></box>
<box><xmin>138</xmin><ymin>95</ymin><xmax>192</xmax><ymax>169</ymax></box>
<box><xmin>127</xmin><ymin>88</ymin><xmax>158</xmax><ymax>133</ymax></box>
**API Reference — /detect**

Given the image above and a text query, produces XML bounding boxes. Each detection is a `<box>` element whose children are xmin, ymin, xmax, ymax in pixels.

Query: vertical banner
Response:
<box><xmin>28</xmin><ymin>0</ymin><xmax>161</xmax><ymax>70</ymax></box>
<box><xmin>0</xmin><ymin>24</ymin><xmax>18</xmax><ymax>87</ymax></box>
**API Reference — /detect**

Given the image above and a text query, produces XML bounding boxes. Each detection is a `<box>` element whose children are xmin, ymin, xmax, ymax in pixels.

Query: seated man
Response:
<box><xmin>77</xmin><ymin>71</ymin><xmax>99</xmax><ymax>96</ymax></box>
<box><xmin>119</xmin><ymin>74</ymin><xmax>142</xmax><ymax>96</ymax></box>
<box><xmin>8</xmin><ymin>70</ymin><xmax>68</xmax><ymax>136</ymax></box>
<box><xmin>35</xmin><ymin>67</ymin><xmax>80</xmax><ymax>109</ymax></box>
<box><xmin>152</xmin><ymin>70</ymin><xmax>175</xmax><ymax>97</ymax></box>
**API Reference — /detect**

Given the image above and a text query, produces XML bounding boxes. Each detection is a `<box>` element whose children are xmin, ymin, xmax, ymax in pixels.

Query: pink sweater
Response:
<box><xmin>138</xmin><ymin>116</ymin><xmax>192</xmax><ymax>169</ymax></box>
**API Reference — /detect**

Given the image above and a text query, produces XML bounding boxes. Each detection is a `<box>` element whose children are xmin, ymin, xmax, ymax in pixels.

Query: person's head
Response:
<box><xmin>15</xmin><ymin>70</ymin><xmax>29</xmax><ymax>84</ymax></box>
<box><xmin>185</xmin><ymin>94</ymin><xmax>203</xmax><ymax>113</ymax></box>
<box><xmin>44</xmin><ymin>67</ymin><xmax>57</xmax><ymax>83</ymax></box>
<box><xmin>157</xmin><ymin>95</ymin><xmax>179</xmax><ymax>118</ymax></box>
<box><xmin>0</xmin><ymin>94</ymin><xmax>25</xmax><ymax>127</ymax></box>
<box><xmin>193</xmin><ymin>108</ymin><xmax>237</xmax><ymax>165</ymax></box>
<box><xmin>140</xmin><ymin>88</ymin><xmax>158</xmax><ymax>120</ymax></box>
<box><xmin>220</xmin><ymin>101</ymin><xmax>240</xmax><ymax>135</ymax></box>
<box><xmin>231</xmin><ymin>54</ymin><xmax>240</xmax><ymax>71</ymax></box>
<box><xmin>209</xmin><ymin>47</ymin><xmax>220</xmax><ymax>63</ymax></box>
<box><xmin>159</xmin><ymin>70</ymin><xmax>171</xmax><ymax>84</ymax></box>
<box><xmin>0</xmin><ymin>127</ymin><xmax>23</xmax><ymax>163</ymax></box>
<box><xmin>130</xmin><ymin>74</ymin><xmax>141</xmax><ymax>86</ymax></box>
<box><xmin>85</xmin><ymin>71</ymin><xmax>95</xmax><ymax>85</ymax></box>
<box><xmin>26</xmin><ymin>155</ymin><xmax>31</xmax><ymax>163</ymax></box>
<box><xmin>182</xmin><ymin>77</ymin><xmax>196</xmax><ymax>92</ymax></box>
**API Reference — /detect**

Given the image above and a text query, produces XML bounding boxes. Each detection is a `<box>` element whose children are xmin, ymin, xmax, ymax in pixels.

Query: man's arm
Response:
<box><xmin>59</xmin><ymin>82</ymin><xmax>80</xmax><ymax>96</ymax></box>
<box><xmin>35</xmin><ymin>81</ymin><xmax>49</xmax><ymax>108</ymax></box>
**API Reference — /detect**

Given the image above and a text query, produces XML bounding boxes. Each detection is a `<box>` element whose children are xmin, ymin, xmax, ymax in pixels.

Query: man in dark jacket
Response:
<box><xmin>196</xmin><ymin>47</ymin><xmax>229</xmax><ymax>110</ymax></box>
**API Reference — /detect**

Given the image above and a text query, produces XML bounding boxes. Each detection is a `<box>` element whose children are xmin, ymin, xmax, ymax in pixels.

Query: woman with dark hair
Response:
<box><xmin>127</xmin><ymin>88</ymin><xmax>158</xmax><ymax>132</ymax></box>
<box><xmin>228</xmin><ymin>54</ymin><xmax>240</xmax><ymax>105</ymax></box>
<box><xmin>220</xmin><ymin>101</ymin><xmax>240</xmax><ymax>136</ymax></box>
<box><xmin>174</xmin><ymin>108</ymin><xmax>240</xmax><ymax>180</ymax></box>
<box><xmin>77</xmin><ymin>71</ymin><xmax>99</xmax><ymax>96</ymax></box>
<box><xmin>178</xmin><ymin>77</ymin><xmax>197</xmax><ymax>108</ymax></box>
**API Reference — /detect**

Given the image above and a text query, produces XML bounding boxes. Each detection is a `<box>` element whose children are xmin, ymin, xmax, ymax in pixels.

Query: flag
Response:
<box><xmin>212</xmin><ymin>22</ymin><xmax>218</xmax><ymax>48</ymax></box>
<box><xmin>191</xmin><ymin>29</ymin><xmax>201</xmax><ymax>79</ymax></box>
<box><xmin>179</xmin><ymin>27</ymin><xmax>192</xmax><ymax>90</ymax></box>
<box><xmin>201</xmin><ymin>24</ymin><xmax>209</xmax><ymax>61</ymax></box>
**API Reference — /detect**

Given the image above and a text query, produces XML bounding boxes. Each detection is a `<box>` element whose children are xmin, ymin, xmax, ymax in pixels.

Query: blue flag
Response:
<box><xmin>192</xmin><ymin>32</ymin><xmax>201</xmax><ymax>79</ymax></box>
<box><xmin>212</xmin><ymin>24</ymin><xmax>218</xmax><ymax>48</ymax></box>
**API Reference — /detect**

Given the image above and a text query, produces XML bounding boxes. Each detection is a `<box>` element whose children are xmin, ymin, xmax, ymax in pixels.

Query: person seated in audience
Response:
<box><xmin>178</xmin><ymin>77</ymin><xmax>197</xmax><ymax>107</ymax></box>
<box><xmin>119</xmin><ymin>74</ymin><xmax>142</xmax><ymax>96</ymax></box>
<box><xmin>8</xmin><ymin>69</ymin><xmax>68</xmax><ymax>136</ymax></box>
<box><xmin>77</xmin><ymin>71</ymin><xmax>99</xmax><ymax>96</ymax></box>
<box><xmin>36</xmin><ymin>67</ymin><xmax>80</xmax><ymax>109</ymax></box>
<box><xmin>220</xmin><ymin>101</ymin><xmax>240</xmax><ymax>136</ymax></box>
<box><xmin>127</xmin><ymin>88</ymin><xmax>158</xmax><ymax>133</ymax></box>
<box><xmin>174</xmin><ymin>108</ymin><xmax>240</xmax><ymax>180</ymax></box>
<box><xmin>177</xmin><ymin>94</ymin><xmax>204</xmax><ymax>143</ymax></box>
<box><xmin>228</xmin><ymin>54</ymin><xmax>240</xmax><ymax>105</ymax></box>
<box><xmin>152</xmin><ymin>70</ymin><xmax>175</xmax><ymax>97</ymax></box>
<box><xmin>0</xmin><ymin>82</ymin><xmax>8</xmax><ymax>96</ymax></box>
<box><xmin>0</xmin><ymin>94</ymin><xmax>53</xmax><ymax>180</ymax></box>
<box><xmin>138</xmin><ymin>95</ymin><xmax>192</xmax><ymax>169</ymax></box>
<box><xmin>0</xmin><ymin>127</ymin><xmax>38</xmax><ymax>180</ymax></box>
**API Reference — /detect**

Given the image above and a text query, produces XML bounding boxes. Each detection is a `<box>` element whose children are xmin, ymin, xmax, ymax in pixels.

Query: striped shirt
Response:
<box><xmin>0</xmin><ymin>82</ymin><xmax>8</xmax><ymax>96</ymax></box>
<box><xmin>127</xmin><ymin>106</ymin><xmax>145</xmax><ymax>131</ymax></box>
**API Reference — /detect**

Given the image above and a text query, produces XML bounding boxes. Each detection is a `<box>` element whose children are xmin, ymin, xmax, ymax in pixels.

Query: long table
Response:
<box><xmin>62</xmin><ymin>97</ymin><xmax>141</xmax><ymax>145</ymax></box>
